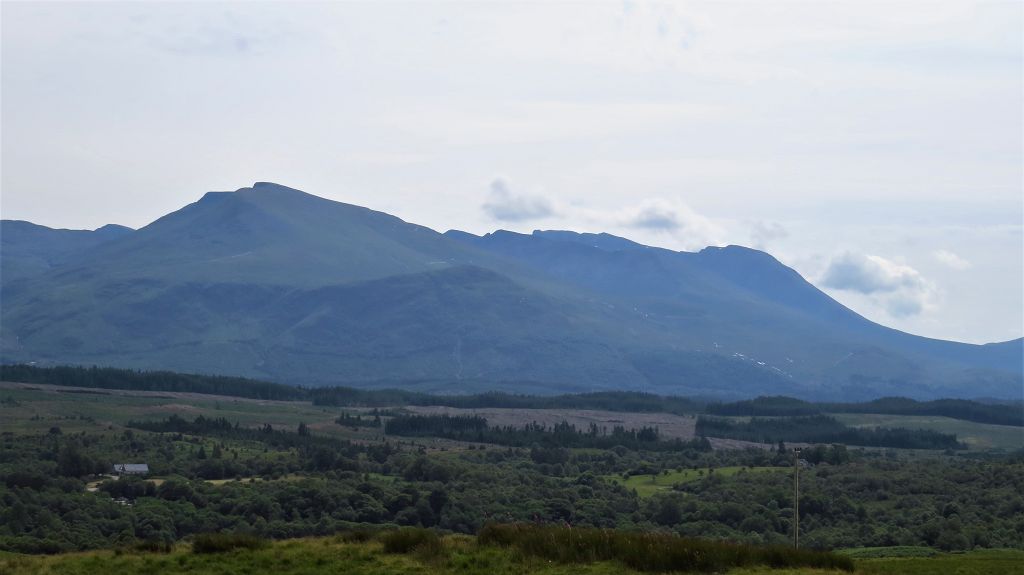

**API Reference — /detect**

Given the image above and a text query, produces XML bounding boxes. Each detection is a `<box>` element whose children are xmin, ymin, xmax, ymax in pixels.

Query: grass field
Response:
<box><xmin>856</xmin><ymin>549</ymin><xmax>1024</xmax><ymax>574</ymax></box>
<box><xmin>607</xmin><ymin>466</ymin><xmax>786</xmax><ymax>497</ymax></box>
<box><xmin>830</xmin><ymin>413</ymin><xmax>1024</xmax><ymax>451</ymax></box>
<box><xmin>0</xmin><ymin>536</ymin><xmax>1018</xmax><ymax>575</ymax></box>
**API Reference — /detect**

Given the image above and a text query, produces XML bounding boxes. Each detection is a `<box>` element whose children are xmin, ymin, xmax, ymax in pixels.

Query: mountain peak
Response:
<box><xmin>250</xmin><ymin>181</ymin><xmax>304</xmax><ymax>193</ymax></box>
<box><xmin>196</xmin><ymin>183</ymin><xmax>317</xmax><ymax>208</ymax></box>
<box><xmin>94</xmin><ymin>223</ymin><xmax>133</xmax><ymax>234</ymax></box>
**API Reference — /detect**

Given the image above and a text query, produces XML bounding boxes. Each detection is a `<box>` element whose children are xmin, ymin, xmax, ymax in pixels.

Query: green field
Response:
<box><xmin>831</xmin><ymin>413</ymin><xmax>1024</xmax><ymax>451</ymax></box>
<box><xmin>607</xmin><ymin>466</ymin><xmax>786</xmax><ymax>497</ymax></box>
<box><xmin>857</xmin><ymin>548</ymin><xmax>1024</xmax><ymax>574</ymax></box>
<box><xmin>1</xmin><ymin>536</ymin><xmax>1018</xmax><ymax>575</ymax></box>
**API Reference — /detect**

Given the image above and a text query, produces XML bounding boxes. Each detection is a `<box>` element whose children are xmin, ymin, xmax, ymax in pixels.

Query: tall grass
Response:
<box><xmin>191</xmin><ymin>533</ymin><xmax>268</xmax><ymax>554</ymax></box>
<box><xmin>478</xmin><ymin>523</ymin><xmax>854</xmax><ymax>573</ymax></box>
<box><xmin>379</xmin><ymin>528</ymin><xmax>442</xmax><ymax>555</ymax></box>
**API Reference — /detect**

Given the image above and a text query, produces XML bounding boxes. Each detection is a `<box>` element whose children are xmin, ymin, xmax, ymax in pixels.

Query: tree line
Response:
<box><xmin>4</xmin><ymin>364</ymin><xmax>1017</xmax><ymax>427</ymax></box>
<box><xmin>384</xmin><ymin>414</ymin><xmax>712</xmax><ymax>452</ymax></box>
<box><xmin>705</xmin><ymin>395</ymin><xmax>1023</xmax><ymax>427</ymax></box>
<box><xmin>0</xmin><ymin>364</ymin><xmax>303</xmax><ymax>401</ymax></box>
<box><xmin>695</xmin><ymin>415</ymin><xmax>965</xmax><ymax>450</ymax></box>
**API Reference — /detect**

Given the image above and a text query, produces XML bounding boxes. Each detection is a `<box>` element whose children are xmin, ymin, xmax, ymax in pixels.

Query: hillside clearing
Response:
<box><xmin>607</xmin><ymin>466</ymin><xmax>786</xmax><ymax>497</ymax></box>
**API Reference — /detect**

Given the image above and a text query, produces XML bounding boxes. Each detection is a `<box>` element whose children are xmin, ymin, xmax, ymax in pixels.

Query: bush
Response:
<box><xmin>191</xmin><ymin>533</ymin><xmax>267</xmax><ymax>554</ymax></box>
<box><xmin>338</xmin><ymin>529</ymin><xmax>377</xmax><ymax>543</ymax></box>
<box><xmin>379</xmin><ymin>528</ymin><xmax>440</xmax><ymax>554</ymax></box>
<box><xmin>133</xmin><ymin>539</ymin><xmax>173</xmax><ymax>553</ymax></box>
<box><xmin>477</xmin><ymin>523</ymin><xmax>854</xmax><ymax>573</ymax></box>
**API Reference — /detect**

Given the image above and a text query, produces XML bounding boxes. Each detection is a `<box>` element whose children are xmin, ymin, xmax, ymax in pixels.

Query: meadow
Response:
<box><xmin>607</xmin><ymin>466</ymin><xmax>786</xmax><ymax>498</ymax></box>
<box><xmin>831</xmin><ymin>413</ymin><xmax>1024</xmax><ymax>452</ymax></box>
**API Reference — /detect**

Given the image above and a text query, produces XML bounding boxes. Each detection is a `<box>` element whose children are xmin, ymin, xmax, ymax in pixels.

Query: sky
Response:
<box><xmin>2</xmin><ymin>1</ymin><xmax>1021</xmax><ymax>344</ymax></box>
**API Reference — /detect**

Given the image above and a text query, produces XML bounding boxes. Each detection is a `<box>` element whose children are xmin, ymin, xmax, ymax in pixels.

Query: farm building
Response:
<box><xmin>112</xmin><ymin>463</ymin><xmax>149</xmax><ymax>476</ymax></box>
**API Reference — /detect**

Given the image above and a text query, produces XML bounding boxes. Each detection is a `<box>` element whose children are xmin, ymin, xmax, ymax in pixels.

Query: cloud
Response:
<box><xmin>482</xmin><ymin>179</ymin><xmax>556</xmax><ymax>222</ymax></box>
<box><xmin>621</xmin><ymin>198</ymin><xmax>727</xmax><ymax>250</ymax></box>
<box><xmin>820</xmin><ymin>252</ymin><xmax>936</xmax><ymax>317</ymax></box>
<box><xmin>933</xmin><ymin>249</ymin><xmax>972</xmax><ymax>270</ymax></box>
<box><xmin>820</xmin><ymin>252</ymin><xmax>925</xmax><ymax>294</ymax></box>
<box><xmin>629</xmin><ymin>201</ymin><xmax>682</xmax><ymax>230</ymax></box>
<box><xmin>749</xmin><ymin>220</ymin><xmax>789</xmax><ymax>249</ymax></box>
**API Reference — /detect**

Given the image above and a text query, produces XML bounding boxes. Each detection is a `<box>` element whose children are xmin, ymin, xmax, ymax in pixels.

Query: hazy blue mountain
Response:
<box><xmin>1</xmin><ymin>183</ymin><xmax>1020</xmax><ymax>399</ymax></box>
<box><xmin>0</xmin><ymin>220</ymin><xmax>133</xmax><ymax>282</ymax></box>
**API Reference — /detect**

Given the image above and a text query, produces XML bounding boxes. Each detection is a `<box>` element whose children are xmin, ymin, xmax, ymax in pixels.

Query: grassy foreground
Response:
<box><xmin>1</xmin><ymin>529</ymin><xmax>1018</xmax><ymax>575</ymax></box>
<box><xmin>857</xmin><ymin>549</ymin><xmax>1024</xmax><ymax>574</ymax></box>
<box><xmin>0</xmin><ymin>525</ymin><xmax>851</xmax><ymax>575</ymax></box>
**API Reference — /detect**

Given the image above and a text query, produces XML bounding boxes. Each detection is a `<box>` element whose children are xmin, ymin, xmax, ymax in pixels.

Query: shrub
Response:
<box><xmin>477</xmin><ymin>523</ymin><xmax>854</xmax><ymax>573</ymax></box>
<box><xmin>338</xmin><ymin>529</ymin><xmax>377</xmax><ymax>543</ymax></box>
<box><xmin>379</xmin><ymin>528</ymin><xmax>440</xmax><ymax>554</ymax></box>
<box><xmin>133</xmin><ymin>539</ymin><xmax>173</xmax><ymax>553</ymax></box>
<box><xmin>191</xmin><ymin>533</ymin><xmax>267</xmax><ymax>554</ymax></box>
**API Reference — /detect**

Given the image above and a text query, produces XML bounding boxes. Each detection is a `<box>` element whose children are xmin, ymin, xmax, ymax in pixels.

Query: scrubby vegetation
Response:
<box><xmin>478</xmin><ymin>523</ymin><xmax>853</xmax><ymax>572</ymax></box>
<box><xmin>1</xmin><ymin>410</ymin><xmax>1021</xmax><ymax>554</ymax></box>
<box><xmin>0</xmin><ymin>533</ymin><xmax>1020</xmax><ymax>575</ymax></box>
<box><xmin>1</xmin><ymin>371</ymin><xmax>1021</xmax><ymax>565</ymax></box>
<box><xmin>191</xmin><ymin>532</ymin><xmax>267</xmax><ymax>553</ymax></box>
<box><xmin>379</xmin><ymin>527</ymin><xmax>442</xmax><ymax>554</ymax></box>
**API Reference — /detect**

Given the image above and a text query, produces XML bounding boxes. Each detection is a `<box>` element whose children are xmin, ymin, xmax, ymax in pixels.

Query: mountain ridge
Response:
<box><xmin>1</xmin><ymin>182</ymin><xmax>1020</xmax><ymax>399</ymax></box>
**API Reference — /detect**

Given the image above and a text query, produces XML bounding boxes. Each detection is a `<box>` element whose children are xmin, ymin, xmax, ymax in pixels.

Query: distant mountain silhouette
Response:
<box><xmin>2</xmin><ymin>182</ymin><xmax>1020</xmax><ymax>399</ymax></box>
<box><xmin>1</xmin><ymin>220</ymin><xmax>133</xmax><ymax>282</ymax></box>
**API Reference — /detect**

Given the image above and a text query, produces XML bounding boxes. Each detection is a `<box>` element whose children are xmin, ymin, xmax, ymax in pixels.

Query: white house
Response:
<box><xmin>112</xmin><ymin>463</ymin><xmax>149</xmax><ymax>476</ymax></box>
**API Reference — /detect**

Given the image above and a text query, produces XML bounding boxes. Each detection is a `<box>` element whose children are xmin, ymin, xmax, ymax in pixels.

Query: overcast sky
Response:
<box><xmin>2</xmin><ymin>1</ymin><xmax>1021</xmax><ymax>344</ymax></box>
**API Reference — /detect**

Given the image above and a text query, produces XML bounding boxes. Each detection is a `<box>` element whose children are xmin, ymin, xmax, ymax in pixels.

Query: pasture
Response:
<box><xmin>831</xmin><ymin>413</ymin><xmax>1023</xmax><ymax>451</ymax></box>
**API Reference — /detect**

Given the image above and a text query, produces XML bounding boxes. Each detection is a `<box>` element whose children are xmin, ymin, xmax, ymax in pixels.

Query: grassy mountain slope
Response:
<box><xmin>447</xmin><ymin>229</ymin><xmax>1022</xmax><ymax>397</ymax></box>
<box><xmin>1</xmin><ymin>183</ymin><xmax>1020</xmax><ymax>398</ymax></box>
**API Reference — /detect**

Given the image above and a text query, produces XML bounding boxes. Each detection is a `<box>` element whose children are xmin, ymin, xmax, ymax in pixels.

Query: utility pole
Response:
<box><xmin>793</xmin><ymin>447</ymin><xmax>802</xmax><ymax>548</ymax></box>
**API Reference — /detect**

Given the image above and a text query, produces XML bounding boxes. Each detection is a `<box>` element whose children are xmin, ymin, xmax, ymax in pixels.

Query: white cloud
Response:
<box><xmin>820</xmin><ymin>252</ymin><xmax>936</xmax><ymax>318</ymax></box>
<box><xmin>933</xmin><ymin>249</ymin><xmax>972</xmax><ymax>270</ymax></box>
<box><xmin>619</xmin><ymin>198</ymin><xmax>727</xmax><ymax>250</ymax></box>
<box><xmin>628</xmin><ymin>200</ymin><xmax>683</xmax><ymax>231</ymax></box>
<box><xmin>481</xmin><ymin>179</ymin><xmax>556</xmax><ymax>222</ymax></box>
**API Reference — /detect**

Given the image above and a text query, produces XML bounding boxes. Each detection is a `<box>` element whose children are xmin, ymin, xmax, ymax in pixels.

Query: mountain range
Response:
<box><xmin>2</xmin><ymin>182</ymin><xmax>1020</xmax><ymax>400</ymax></box>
